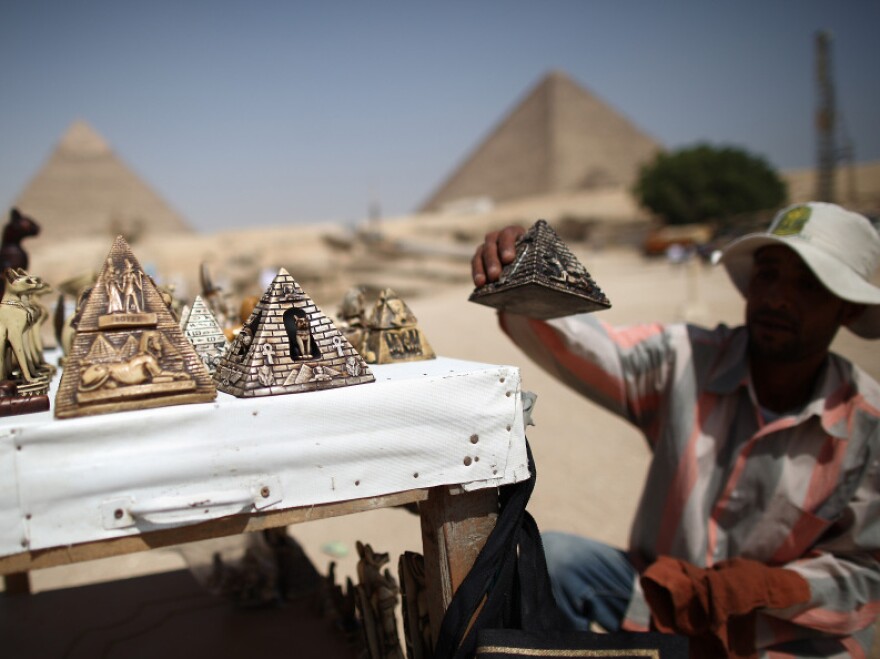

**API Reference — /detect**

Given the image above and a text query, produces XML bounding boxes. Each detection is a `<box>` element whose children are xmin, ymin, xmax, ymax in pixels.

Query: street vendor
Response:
<box><xmin>471</xmin><ymin>202</ymin><xmax>880</xmax><ymax>657</ymax></box>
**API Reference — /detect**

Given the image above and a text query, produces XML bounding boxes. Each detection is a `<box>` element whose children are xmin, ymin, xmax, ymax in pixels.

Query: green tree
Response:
<box><xmin>633</xmin><ymin>144</ymin><xmax>788</xmax><ymax>225</ymax></box>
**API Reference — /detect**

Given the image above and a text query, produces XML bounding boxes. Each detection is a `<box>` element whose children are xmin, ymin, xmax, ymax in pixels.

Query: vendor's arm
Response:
<box><xmin>500</xmin><ymin>313</ymin><xmax>677</xmax><ymax>441</ymax></box>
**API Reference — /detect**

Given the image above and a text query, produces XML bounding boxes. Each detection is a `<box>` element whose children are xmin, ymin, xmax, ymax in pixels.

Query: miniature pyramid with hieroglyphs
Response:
<box><xmin>469</xmin><ymin>219</ymin><xmax>611</xmax><ymax>319</ymax></box>
<box><xmin>55</xmin><ymin>235</ymin><xmax>216</xmax><ymax>418</ymax></box>
<box><xmin>213</xmin><ymin>268</ymin><xmax>373</xmax><ymax>397</ymax></box>
<box><xmin>361</xmin><ymin>288</ymin><xmax>435</xmax><ymax>364</ymax></box>
<box><xmin>182</xmin><ymin>296</ymin><xmax>229</xmax><ymax>374</ymax></box>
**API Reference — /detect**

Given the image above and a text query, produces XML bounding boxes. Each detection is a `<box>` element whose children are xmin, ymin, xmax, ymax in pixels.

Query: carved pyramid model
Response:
<box><xmin>182</xmin><ymin>296</ymin><xmax>229</xmax><ymax>375</ymax></box>
<box><xmin>54</xmin><ymin>236</ymin><xmax>216</xmax><ymax>418</ymax></box>
<box><xmin>469</xmin><ymin>219</ymin><xmax>611</xmax><ymax>319</ymax></box>
<box><xmin>362</xmin><ymin>288</ymin><xmax>435</xmax><ymax>364</ymax></box>
<box><xmin>213</xmin><ymin>269</ymin><xmax>374</xmax><ymax>397</ymax></box>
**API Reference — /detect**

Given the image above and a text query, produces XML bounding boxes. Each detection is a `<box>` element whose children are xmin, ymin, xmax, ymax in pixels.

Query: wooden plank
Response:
<box><xmin>0</xmin><ymin>489</ymin><xmax>428</xmax><ymax>575</ymax></box>
<box><xmin>419</xmin><ymin>485</ymin><xmax>498</xmax><ymax>648</ymax></box>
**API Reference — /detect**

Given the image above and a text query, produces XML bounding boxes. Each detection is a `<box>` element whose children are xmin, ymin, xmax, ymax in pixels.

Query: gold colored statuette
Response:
<box><xmin>54</xmin><ymin>236</ymin><xmax>216</xmax><ymax>418</ymax></box>
<box><xmin>361</xmin><ymin>288</ymin><xmax>435</xmax><ymax>364</ymax></box>
<box><xmin>0</xmin><ymin>268</ymin><xmax>54</xmax><ymax>401</ymax></box>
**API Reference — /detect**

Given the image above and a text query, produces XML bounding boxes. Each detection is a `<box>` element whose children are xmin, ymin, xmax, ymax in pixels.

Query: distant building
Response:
<box><xmin>15</xmin><ymin>120</ymin><xmax>191</xmax><ymax>242</ymax></box>
<box><xmin>420</xmin><ymin>70</ymin><xmax>661</xmax><ymax>213</ymax></box>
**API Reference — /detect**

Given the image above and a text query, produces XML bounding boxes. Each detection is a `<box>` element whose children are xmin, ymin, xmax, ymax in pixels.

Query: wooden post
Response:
<box><xmin>419</xmin><ymin>486</ymin><xmax>499</xmax><ymax>648</ymax></box>
<box><xmin>2</xmin><ymin>572</ymin><xmax>31</xmax><ymax>595</ymax></box>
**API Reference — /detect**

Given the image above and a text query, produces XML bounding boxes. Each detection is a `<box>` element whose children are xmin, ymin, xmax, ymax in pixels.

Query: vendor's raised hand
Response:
<box><xmin>472</xmin><ymin>225</ymin><xmax>525</xmax><ymax>287</ymax></box>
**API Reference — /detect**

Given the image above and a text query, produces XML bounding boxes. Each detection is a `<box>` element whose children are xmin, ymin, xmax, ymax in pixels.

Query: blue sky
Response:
<box><xmin>1</xmin><ymin>1</ymin><xmax>878</xmax><ymax>233</ymax></box>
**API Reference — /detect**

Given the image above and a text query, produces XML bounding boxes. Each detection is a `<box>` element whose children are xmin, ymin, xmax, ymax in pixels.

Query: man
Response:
<box><xmin>472</xmin><ymin>203</ymin><xmax>880</xmax><ymax>657</ymax></box>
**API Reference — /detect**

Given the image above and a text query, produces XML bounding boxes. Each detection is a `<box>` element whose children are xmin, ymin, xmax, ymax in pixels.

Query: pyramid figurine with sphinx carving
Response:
<box><xmin>213</xmin><ymin>268</ymin><xmax>374</xmax><ymax>397</ymax></box>
<box><xmin>469</xmin><ymin>219</ymin><xmax>611</xmax><ymax>319</ymax></box>
<box><xmin>54</xmin><ymin>236</ymin><xmax>216</xmax><ymax>418</ymax></box>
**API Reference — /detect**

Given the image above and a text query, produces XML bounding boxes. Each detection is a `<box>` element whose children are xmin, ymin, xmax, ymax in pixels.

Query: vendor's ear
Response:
<box><xmin>842</xmin><ymin>302</ymin><xmax>867</xmax><ymax>328</ymax></box>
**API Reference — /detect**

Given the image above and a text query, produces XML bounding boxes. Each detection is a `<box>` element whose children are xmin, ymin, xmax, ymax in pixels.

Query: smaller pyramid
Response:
<box><xmin>361</xmin><ymin>289</ymin><xmax>435</xmax><ymax>364</ymax></box>
<box><xmin>55</xmin><ymin>236</ymin><xmax>216</xmax><ymax>418</ymax></box>
<box><xmin>182</xmin><ymin>296</ymin><xmax>229</xmax><ymax>374</ymax></box>
<box><xmin>15</xmin><ymin>120</ymin><xmax>191</xmax><ymax>242</ymax></box>
<box><xmin>213</xmin><ymin>269</ymin><xmax>373</xmax><ymax>397</ymax></box>
<box><xmin>469</xmin><ymin>219</ymin><xmax>611</xmax><ymax>319</ymax></box>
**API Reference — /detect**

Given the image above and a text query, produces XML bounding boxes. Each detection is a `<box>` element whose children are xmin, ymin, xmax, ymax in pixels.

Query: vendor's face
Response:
<box><xmin>745</xmin><ymin>246</ymin><xmax>856</xmax><ymax>362</ymax></box>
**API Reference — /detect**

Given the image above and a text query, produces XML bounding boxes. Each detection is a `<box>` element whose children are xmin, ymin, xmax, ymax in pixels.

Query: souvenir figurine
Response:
<box><xmin>0</xmin><ymin>380</ymin><xmax>49</xmax><ymax>417</ymax></box>
<box><xmin>0</xmin><ymin>268</ymin><xmax>53</xmax><ymax>415</ymax></box>
<box><xmin>19</xmin><ymin>269</ymin><xmax>55</xmax><ymax>378</ymax></box>
<box><xmin>469</xmin><ymin>219</ymin><xmax>611</xmax><ymax>318</ymax></box>
<box><xmin>181</xmin><ymin>295</ymin><xmax>229</xmax><ymax>375</ymax></box>
<box><xmin>213</xmin><ymin>268</ymin><xmax>373</xmax><ymax>397</ymax></box>
<box><xmin>54</xmin><ymin>236</ymin><xmax>216</xmax><ymax>418</ymax></box>
<box><xmin>355</xmin><ymin>541</ymin><xmax>405</xmax><ymax>659</ymax></box>
<box><xmin>361</xmin><ymin>288</ymin><xmax>435</xmax><ymax>364</ymax></box>
<box><xmin>398</xmin><ymin>551</ymin><xmax>432</xmax><ymax>659</ymax></box>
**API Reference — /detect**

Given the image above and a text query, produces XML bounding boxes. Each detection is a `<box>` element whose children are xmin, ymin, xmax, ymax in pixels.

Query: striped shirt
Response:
<box><xmin>501</xmin><ymin>312</ymin><xmax>880</xmax><ymax>658</ymax></box>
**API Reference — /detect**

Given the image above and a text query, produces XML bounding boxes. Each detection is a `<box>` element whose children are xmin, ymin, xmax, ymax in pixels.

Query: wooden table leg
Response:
<box><xmin>419</xmin><ymin>486</ymin><xmax>499</xmax><ymax>647</ymax></box>
<box><xmin>2</xmin><ymin>572</ymin><xmax>31</xmax><ymax>595</ymax></box>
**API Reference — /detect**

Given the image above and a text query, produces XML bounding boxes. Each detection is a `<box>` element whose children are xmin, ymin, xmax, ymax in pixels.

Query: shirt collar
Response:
<box><xmin>705</xmin><ymin>326</ymin><xmax>850</xmax><ymax>439</ymax></box>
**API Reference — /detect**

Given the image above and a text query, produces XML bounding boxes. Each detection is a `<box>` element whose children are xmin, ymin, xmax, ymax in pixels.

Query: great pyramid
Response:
<box><xmin>14</xmin><ymin>120</ymin><xmax>191</xmax><ymax>242</ymax></box>
<box><xmin>420</xmin><ymin>71</ymin><xmax>661</xmax><ymax>212</ymax></box>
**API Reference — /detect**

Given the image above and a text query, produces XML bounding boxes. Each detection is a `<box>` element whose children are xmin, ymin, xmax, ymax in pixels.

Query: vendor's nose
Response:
<box><xmin>761</xmin><ymin>278</ymin><xmax>795</xmax><ymax>309</ymax></box>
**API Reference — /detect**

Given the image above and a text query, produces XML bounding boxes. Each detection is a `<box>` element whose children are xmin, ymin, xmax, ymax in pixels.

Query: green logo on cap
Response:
<box><xmin>772</xmin><ymin>206</ymin><xmax>811</xmax><ymax>236</ymax></box>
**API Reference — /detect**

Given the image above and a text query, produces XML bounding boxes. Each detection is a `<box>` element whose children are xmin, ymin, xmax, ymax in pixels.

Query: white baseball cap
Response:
<box><xmin>718</xmin><ymin>202</ymin><xmax>880</xmax><ymax>338</ymax></box>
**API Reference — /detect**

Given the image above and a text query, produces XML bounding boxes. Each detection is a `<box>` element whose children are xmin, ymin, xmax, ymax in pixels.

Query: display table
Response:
<box><xmin>0</xmin><ymin>356</ymin><xmax>528</xmax><ymax>640</ymax></box>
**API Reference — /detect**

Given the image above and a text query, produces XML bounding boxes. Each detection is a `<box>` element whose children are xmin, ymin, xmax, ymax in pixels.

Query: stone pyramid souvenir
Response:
<box><xmin>361</xmin><ymin>288</ymin><xmax>435</xmax><ymax>364</ymax></box>
<box><xmin>182</xmin><ymin>296</ymin><xmax>229</xmax><ymax>375</ymax></box>
<box><xmin>469</xmin><ymin>219</ymin><xmax>611</xmax><ymax>319</ymax></box>
<box><xmin>213</xmin><ymin>269</ymin><xmax>373</xmax><ymax>397</ymax></box>
<box><xmin>54</xmin><ymin>236</ymin><xmax>216</xmax><ymax>418</ymax></box>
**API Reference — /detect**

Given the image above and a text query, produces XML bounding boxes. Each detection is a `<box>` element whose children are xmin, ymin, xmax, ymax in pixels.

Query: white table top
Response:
<box><xmin>0</xmin><ymin>356</ymin><xmax>528</xmax><ymax>559</ymax></box>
